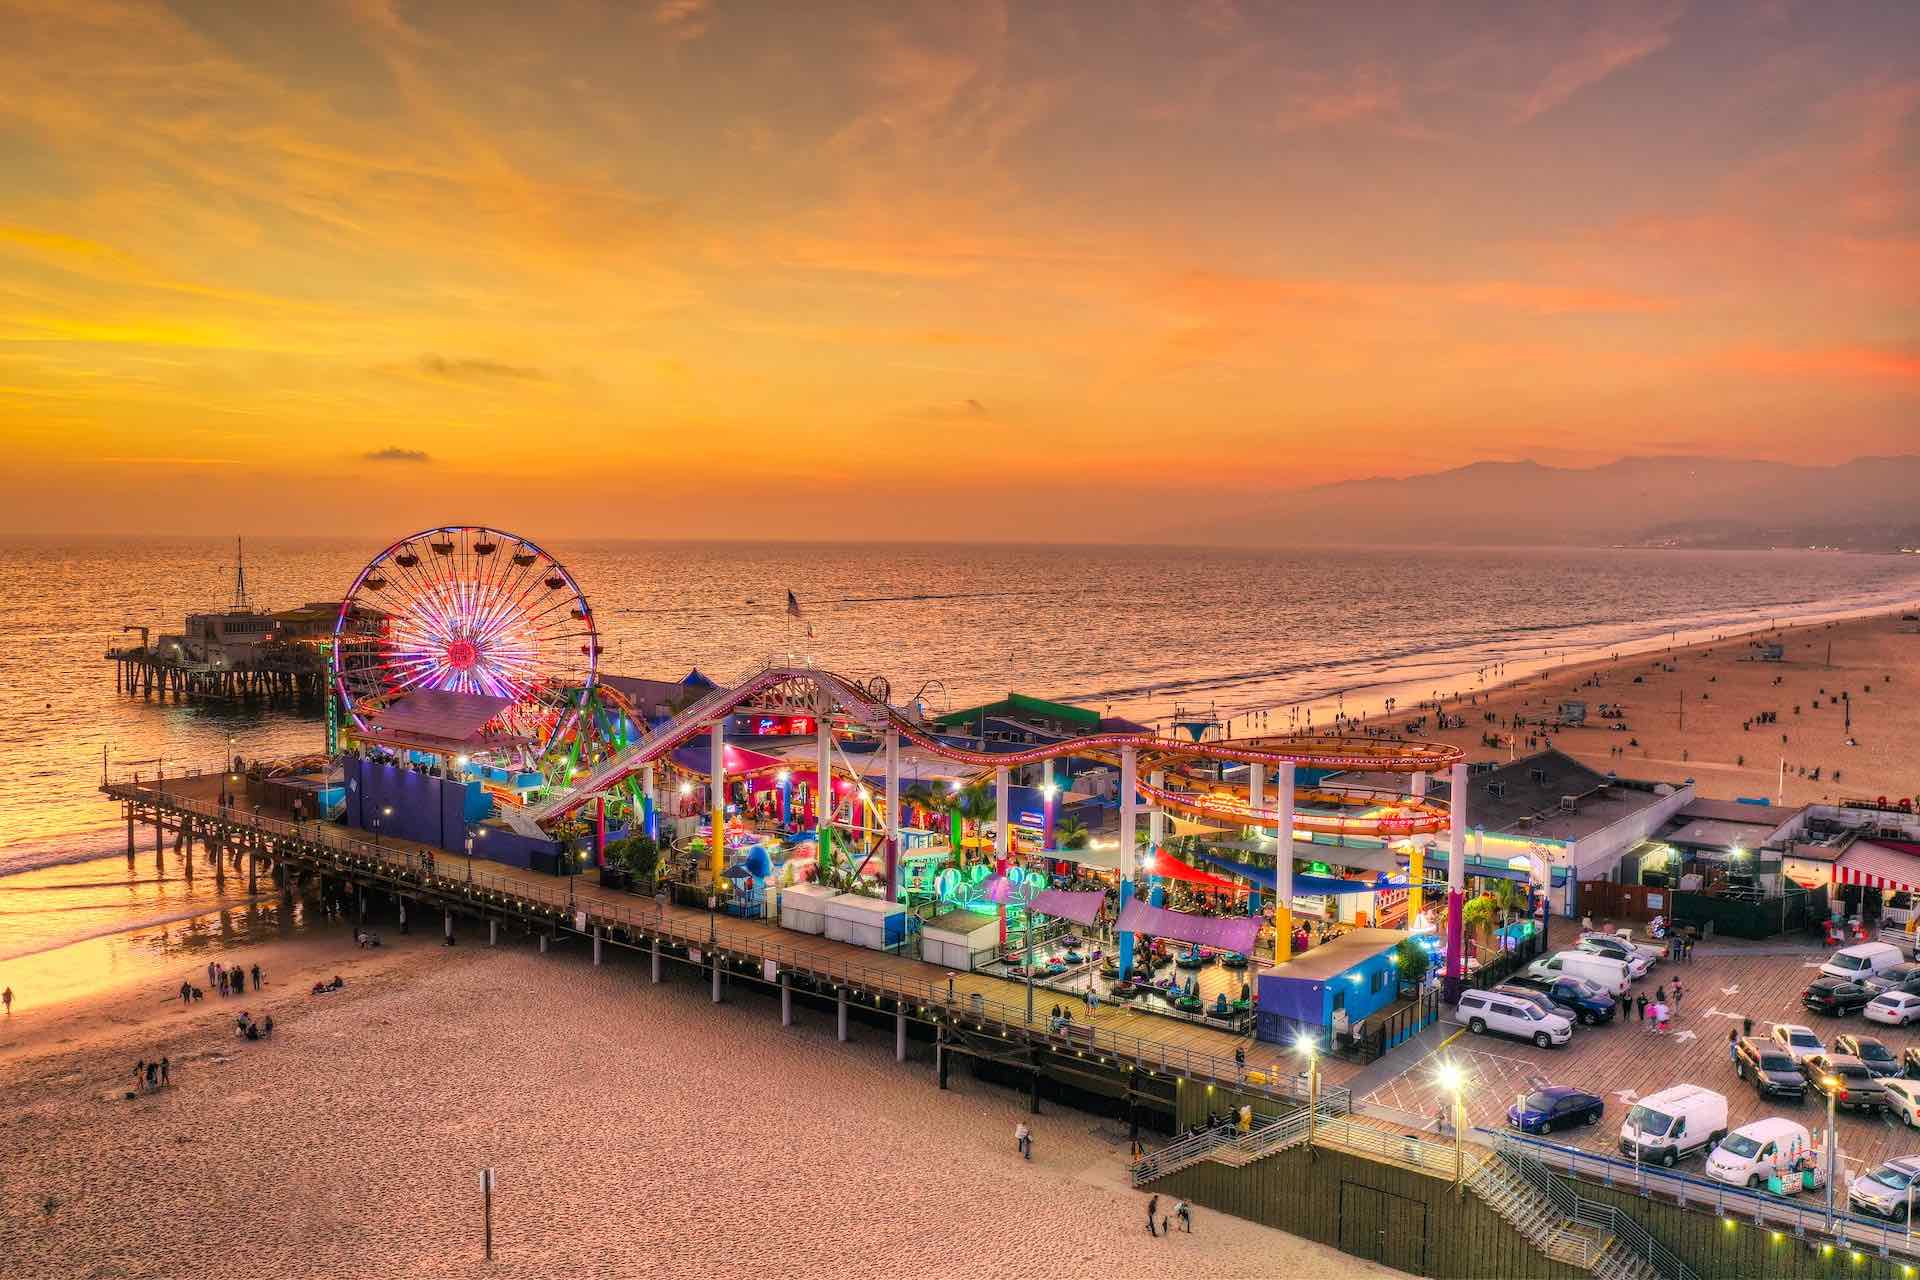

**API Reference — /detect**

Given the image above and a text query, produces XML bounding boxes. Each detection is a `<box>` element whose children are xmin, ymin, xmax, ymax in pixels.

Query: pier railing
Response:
<box><xmin>107</xmin><ymin>778</ymin><xmax>1332</xmax><ymax>1109</ymax></box>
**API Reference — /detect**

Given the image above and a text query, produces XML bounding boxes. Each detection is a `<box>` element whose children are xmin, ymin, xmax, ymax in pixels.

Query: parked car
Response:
<box><xmin>1618</xmin><ymin>1085</ymin><xmax>1727</xmax><ymax>1167</ymax></box>
<box><xmin>1506</xmin><ymin>1085</ymin><xmax>1605</xmax><ymax>1135</ymax></box>
<box><xmin>1705</xmin><ymin>1117</ymin><xmax>1817</xmax><ymax>1189</ymax></box>
<box><xmin>1456</xmin><ymin>990</ymin><xmax>1573</xmax><ymax>1048</ymax></box>
<box><xmin>1801</xmin><ymin>1053</ymin><xmax>1887</xmax><ymax>1113</ymax></box>
<box><xmin>1579</xmin><ymin>928</ymin><xmax>1663</xmax><ymax>963</ymax></box>
<box><xmin>1733</xmin><ymin>1037</ymin><xmax>1808</xmax><ymax>1103</ymax></box>
<box><xmin>1860</xmin><ymin>961</ymin><xmax>1920</xmax><ymax>995</ymax></box>
<box><xmin>1493</xmin><ymin>984</ymin><xmax>1579</xmax><ymax>1024</ymax></box>
<box><xmin>1848</xmin><ymin>1156</ymin><xmax>1920</xmax><ymax>1221</ymax></box>
<box><xmin>1507</xmin><ymin>975</ymin><xmax>1617</xmax><ymax>1025</ymax></box>
<box><xmin>1771</xmin><ymin>1023</ymin><xmax>1826</xmax><ymax>1064</ymax></box>
<box><xmin>1525</xmin><ymin>950</ymin><xmax>1632</xmax><ymax>998</ymax></box>
<box><xmin>1881</xmin><ymin>1079</ymin><xmax>1920</xmax><ymax>1129</ymax></box>
<box><xmin>1821</xmin><ymin>942</ymin><xmax>1905</xmax><ymax>983</ymax></box>
<box><xmin>1576</xmin><ymin>934</ymin><xmax>1653</xmax><ymax>978</ymax></box>
<box><xmin>1803</xmin><ymin>976</ymin><xmax>1874</xmax><ymax>1016</ymax></box>
<box><xmin>1865</xmin><ymin>991</ymin><xmax>1920</xmax><ymax>1027</ymax></box>
<box><xmin>1906</xmin><ymin>1046</ymin><xmax>1920</xmax><ymax>1079</ymax></box>
<box><xmin>1835</xmin><ymin>1034</ymin><xmax>1903</xmax><ymax>1078</ymax></box>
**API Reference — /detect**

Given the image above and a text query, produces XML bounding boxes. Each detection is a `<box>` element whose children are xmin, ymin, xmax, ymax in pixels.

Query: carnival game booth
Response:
<box><xmin>921</xmin><ymin>908</ymin><xmax>1001</xmax><ymax>970</ymax></box>
<box><xmin>779</xmin><ymin>882</ymin><xmax>838</xmax><ymax>934</ymax></box>
<box><xmin>824</xmin><ymin>893</ymin><xmax>912</xmax><ymax>953</ymax></box>
<box><xmin>1254</xmin><ymin>927</ymin><xmax>1413</xmax><ymax>1051</ymax></box>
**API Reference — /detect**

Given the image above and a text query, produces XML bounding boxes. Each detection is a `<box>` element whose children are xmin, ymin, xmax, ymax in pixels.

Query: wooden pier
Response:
<box><xmin>104</xmin><ymin>772</ymin><xmax>1353</xmax><ymax>1134</ymax></box>
<box><xmin>106</xmin><ymin>646</ymin><xmax>323</xmax><ymax>704</ymax></box>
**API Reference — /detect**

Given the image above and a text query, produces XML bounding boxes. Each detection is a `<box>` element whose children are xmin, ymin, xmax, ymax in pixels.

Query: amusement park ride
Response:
<box><xmin>327</xmin><ymin>525</ymin><xmax>1486</xmax><ymax>986</ymax></box>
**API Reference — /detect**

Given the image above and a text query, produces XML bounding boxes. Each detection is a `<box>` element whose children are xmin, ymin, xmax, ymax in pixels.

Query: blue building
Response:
<box><xmin>1255</xmin><ymin>927</ymin><xmax>1421</xmax><ymax>1049</ymax></box>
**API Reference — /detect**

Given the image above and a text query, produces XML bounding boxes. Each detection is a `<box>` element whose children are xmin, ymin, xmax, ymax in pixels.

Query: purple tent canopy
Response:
<box><xmin>1116</xmin><ymin>901</ymin><xmax>1260</xmax><ymax>954</ymax></box>
<box><xmin>1029</xmin><ymin>889</ymin><xmax>1105</xmax><ymax>926</ymax></box>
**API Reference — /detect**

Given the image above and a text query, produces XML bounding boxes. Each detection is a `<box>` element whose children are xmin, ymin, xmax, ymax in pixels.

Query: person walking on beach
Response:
<box><xmin>159</xmin><ymin>1057</ymin><xmax>169</xmax><ymax>1086</ymax></box>
<box><xmin>1146</xmin><ymin>1195</ymin><xmax>1159</xmax><ymax>1237</ymax></box>
<box><xmin>250</xmin><ymin>963</ymin><xmax>262</xmax><ymax>991</ymax></box>
<box><xmin>207</xmin><ymin>961</ymin><xmax>217</xmax><ymax>988</ymax></box>
<box><xmin>1015</xmin><ymin>1121</ymin><xmax>1031</xmax><ymax>1160</ymax></box>
<box><xmin>1176</xmin><ymin>1200</ymin><xmax>1192</xmax><ymax>1233</ymax></box>
<box><xmin>2</xmin><ymin>986</ymin><xmax>11</xmax><ymax>1015</ymax></box>
<box><xmin>217</xmin><ymin>969</ymin><xmax>229</xmax><ymax>997</ymax></box>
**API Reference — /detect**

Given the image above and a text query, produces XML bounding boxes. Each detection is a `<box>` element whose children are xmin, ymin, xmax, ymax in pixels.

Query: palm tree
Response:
<box><xmin>1054</xmin><ymin>815</ymin><xmax>1090</xmax><ymax>851</ymax></box>
<box><xmin>953</xmin><ymin>784</ymin><xmax>998</xmax><ymax>865</ymax></box>
<box><xmin>1489</xmin><ymin>879</ymin><xmax>1527</xmax><ymax>935</ymax></box>
<box><xmin>1461</xmin><ymin>893</ymin><xmax>1496</xmax><ymax>956</ymax></box>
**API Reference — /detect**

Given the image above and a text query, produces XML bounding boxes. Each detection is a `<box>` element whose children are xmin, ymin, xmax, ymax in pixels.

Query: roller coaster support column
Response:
<box><xmin>709</xmin><ymin>721</ymin><xmax>726</xmax><ymax>887</ymax></box>
<box><xmin>642</xmin><ymin>764</ymin><xmax>658</xmax><ymax>841</ymax></box>
<box><xmin>883</xmin><ymin>729</ymin><xmax>902</xmax><ymax>901</ymax></box>
<box><xmin>816</xmin><ymin>704</ymin><xmax>834</xmax><ymax>870</ymax></box>
<box><xmin>995</xmin><ymin>765</ymin><xmax>1011</xmax><ymax>944</ymax></box>
<box><xmin>1443</xmin><ymin>762</ymin><xmax>1468</xmax><ymax>999</ymax></box>
<box><xmin>1274</xmin><ymin>763</ymin><xmax>1295</xmax><ymax>963</ymax></box>
<box><xmin>1408</xmin><ymin>771</ymin><xmax>1428</xmax><ymax>926</ymax></box>
<box><xmin>1117</xmin><ymin>746</ymin><xmax>1139</xmax><ymax>976</ymax></box>
<box><xmin>1148</xmin><ymin>770</ymin><xmax>1166</xmax><ymax>848</ymax></box>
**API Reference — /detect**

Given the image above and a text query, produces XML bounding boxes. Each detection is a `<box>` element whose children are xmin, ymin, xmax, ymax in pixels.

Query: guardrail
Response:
<box><xmin>109</xmin><ymin>779</ymin><xmax>1332</xmax><ymax>1107</ymax></box>
<box><xmin>1493</xmin><ymin>1134</ymin><xmax>1695</xmax><ymax>1280</ymax></box>
<box><xmin>1487</xmin><ymin>1128</ymin><xmax>1920</xmax><ymax>1261</ymax></box>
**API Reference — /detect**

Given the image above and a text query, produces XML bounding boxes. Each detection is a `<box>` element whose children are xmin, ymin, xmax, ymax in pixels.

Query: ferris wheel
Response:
<box><xmin>332</xmin><ymin>526</ymin><xmax>598</xmax><ymax>751</ymax></box>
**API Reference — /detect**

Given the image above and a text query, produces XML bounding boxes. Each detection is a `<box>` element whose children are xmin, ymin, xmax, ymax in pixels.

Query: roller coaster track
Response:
<box><xmin>523</xmin><ymin>665</ymin><xmax>1463</xmax><ymax>830</ymax></box>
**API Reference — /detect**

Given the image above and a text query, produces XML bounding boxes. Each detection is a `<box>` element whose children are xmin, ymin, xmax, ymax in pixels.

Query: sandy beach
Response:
<box><xmin>0</xmin><ymin>923</ymin><xmax>1401</xmax><ymax>1280</ymax></box>
<box><xmin>1381</xmin><ymin>610</ymin><xmax>1920</xmax><ymax>806</ymax></box>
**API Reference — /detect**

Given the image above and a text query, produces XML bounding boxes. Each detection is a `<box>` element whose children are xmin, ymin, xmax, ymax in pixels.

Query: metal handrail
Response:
<box><xmin>1494</xmin><ymin>1137</ymin><xmax>1691</xmax><ymax>1280</ymax></box>
<box><xmin>1487</xmin><ymin>1129</ymin><xmax>1920</xmax><ymax>1268</ymax></box>
<box><xmin>109</xmin><ymin>777</ymin><xmax>1327</xmax><ymax>1104</ymax></box>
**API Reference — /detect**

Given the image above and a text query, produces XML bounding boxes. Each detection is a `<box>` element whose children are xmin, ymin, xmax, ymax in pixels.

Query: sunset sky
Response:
<box><xmin>1</xmin><ymin>0</ymin><xmax>1914</xmax><ymax>541</ymax></box>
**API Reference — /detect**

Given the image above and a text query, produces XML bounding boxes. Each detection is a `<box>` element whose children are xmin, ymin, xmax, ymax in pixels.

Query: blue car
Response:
<box><xmin>1507</xmin><ymin>1085</ymin><xmax>1605</xmax><ymax>1135</ymax></box>
<box><xmin>1510</xmin><ymin>974</ymin><xmax>1618</xmax><ymax>1026</ymax></box>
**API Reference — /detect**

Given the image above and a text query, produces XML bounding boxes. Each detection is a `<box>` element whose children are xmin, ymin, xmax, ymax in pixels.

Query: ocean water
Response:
<box><xmin>7</xmin><ymin>535</ymin><xmax>1920</xmax><ymax>877</ymax></box>
<box><xmin>3</xmin><ymin>535</ymin><xmax>1919</xmax><ymax>1003</ymax></box>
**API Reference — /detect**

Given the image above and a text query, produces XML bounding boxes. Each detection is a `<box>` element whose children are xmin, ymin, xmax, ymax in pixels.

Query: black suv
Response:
<box><xmin>1802</xmin><ymin>1052</ymin><xmax>1887</xmax><ymax>1113</ymax></box>
<box><xmin>1835</xmin><ymin>1034</ymin><xmax>1904</xmax><ymax>1078</ymax></box>
<box><xmin>1507</xmin><ymin>975</ymin><xmax>1617</xmax><ymax>1025</ymax></box>
<box><xmin>1804</xmin><ymin>977</ymin><xmax>1874</xmax><ymax>1016</ymax></box>
<box><xmin>1734</xmin><ymin>1036</ymin><xmax>1809</xmax><ymax>1102</ymax></box>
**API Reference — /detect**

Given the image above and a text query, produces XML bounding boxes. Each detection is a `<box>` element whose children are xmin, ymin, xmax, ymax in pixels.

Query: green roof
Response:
<box><xmin>935</xmin><ymin>693</ymin><xmax>1100</xmax><ymax>729</ymax></box>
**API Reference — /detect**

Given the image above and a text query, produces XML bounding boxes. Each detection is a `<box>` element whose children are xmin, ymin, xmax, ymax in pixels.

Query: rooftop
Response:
<box><xmin>1261</xmin><ymin>927</ymin><xmax>1409</xmax><ymax>983</ymax></box>
<box><xmin>1440</xmin><ymin>749</ymin><xmax>1678</xmax><ymax>842</ymax></box>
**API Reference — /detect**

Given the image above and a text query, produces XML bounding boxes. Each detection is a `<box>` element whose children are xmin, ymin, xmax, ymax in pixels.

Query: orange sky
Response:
<box><xmin>0</xmin><ymin>0</ymin><xmax>1914</xmax><ymax>541</ymax></box>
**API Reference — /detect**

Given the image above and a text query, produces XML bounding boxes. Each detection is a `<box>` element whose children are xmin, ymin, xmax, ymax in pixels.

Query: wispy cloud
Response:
<box><xmin>415</xmin><ymin>355</ymin><xmax>547</xmax><ymax>382</ymax></box>
<box><xmin>363</xmin><ymin>445</ymin><xmax>432</xmax><ymax>463</ymax></box>
<box><xmin>1517</xmin><ymin>7</ymin><xmax>1683</xmax><ymax>122</ymax></box>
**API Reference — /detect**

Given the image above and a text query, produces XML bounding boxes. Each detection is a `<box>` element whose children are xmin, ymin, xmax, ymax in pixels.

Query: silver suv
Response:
<box><xmin>1849</xmin><ymin>1156</ymin><xmax>1920</xmax><ymax>1221</ymax></box>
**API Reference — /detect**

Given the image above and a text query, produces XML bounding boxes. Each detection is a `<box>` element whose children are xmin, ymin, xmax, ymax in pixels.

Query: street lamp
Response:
<box><xmin>1823</xmin><ymin>1075</ymin><xmax>1840</xmax><ymax>1228</ymax></box>
<box><xmin>374</xmin><ymin>805</ymin><xmax>391</xmax><ymax>846</ymax></box>
<box><xmin>1436</xmin><ymin>1061</ymin><xmax>1467</xmax><ymax>1189</ymax></box>
<box><xmin>1294</xmin><ymin>1033</ymin><xmax>1321</xmax><ymax>1148</ymax></box>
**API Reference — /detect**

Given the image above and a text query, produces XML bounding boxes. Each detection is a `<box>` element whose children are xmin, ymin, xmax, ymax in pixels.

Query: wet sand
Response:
<box><xmin>1386</xmin><ymin>611</ymin><xmax>1920</xmax><ymax>805</ymax></box>
<box><xmin>0</xmin><ymin>928</ymin><xmax>1402</xmax><ymax>1279</ymax></box>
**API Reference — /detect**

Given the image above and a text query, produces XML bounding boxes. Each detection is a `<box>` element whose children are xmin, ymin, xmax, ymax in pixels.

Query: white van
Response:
<box><xmin>1526</xmin><ymin>950</ymin><xmax>1632</xmax><ymax>998</ymax></box>
<box><xmin>1704</xmin><ymin>1117</ymin><xmax>1815</xmax><ymax>1188</ymax></box>
<box><xmin>1455</xmin><ymin>989</ymin><xmax>1574</xmax><ymax>1048</ymax></box>
<box><xmin>1822</xmin><ymin>942</ymin><xmax>1905</xmax><ymax>982</ymax></box>
<box><xmin>1618</xmin><ymin>1085</ymin><xmax>1728</xmax><ymax>1167</ymax></box>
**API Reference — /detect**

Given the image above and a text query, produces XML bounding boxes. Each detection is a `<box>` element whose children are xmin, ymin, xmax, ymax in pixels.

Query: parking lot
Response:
<box><xmin>1361</xmin><ymin>936</ymin><xmax>1920</xmax><ymax>1191</ymax></box>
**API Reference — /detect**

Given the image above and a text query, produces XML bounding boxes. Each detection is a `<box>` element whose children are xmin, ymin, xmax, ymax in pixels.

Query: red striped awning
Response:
<box><xmin>1833</xmin><ymin>842</ymin><xmax>1920</xmax><ymax>894</ymax></box>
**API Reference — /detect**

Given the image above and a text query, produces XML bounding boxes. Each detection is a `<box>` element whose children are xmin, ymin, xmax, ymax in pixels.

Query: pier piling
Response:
<box><xmin>837</xmin><ymin>989</ymin><xmax>849</xmax><ymax>1043</ymax></box>
<box><xmin>650</xmin><ymin>936</ymin><xmax>661</xmax><ymax>984</ymax></box>
<box><xmin>592</xmin><ymin>927</ymin><xmax>602</xmax><ymax>966</ymax></box>
<box><xmin>489</xmin><ymin>920</ymin><xmax>497</xmax><ymax>947</ymax></box>
<box><xmin>895</xmin><ymin>1006</ymin><xmax>906</xmax><ymax>1062</ymax></box>
<box><xmin>936</xmin><ymin>1023</ymin><xmax>948</xmax><ymax>1090</ymax></box>
<box><xmin>538</xmin><ymin>933</ymin><xmax>548</xmax><ymax>955</ymax></box>
<box><xmin>780</xmin><ymin>972</ymin><xmax>792</xmax><ymax>1026</ymax></box>
<box><xmin>444</xmin><ymin>910</ymin><xmax>454</xmax><ymax>945</ymax></box>
<box><xmin>710</xmin><ymin>958</ymin><xmax>721</xmax><ymax>1004</ymax></box>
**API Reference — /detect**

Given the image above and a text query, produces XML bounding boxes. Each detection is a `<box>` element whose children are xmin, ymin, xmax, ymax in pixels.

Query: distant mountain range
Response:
<box><xmin>1208</xmin><ymin>455</ymin><xmax>1920</xmax><ymax>550</ymax></box>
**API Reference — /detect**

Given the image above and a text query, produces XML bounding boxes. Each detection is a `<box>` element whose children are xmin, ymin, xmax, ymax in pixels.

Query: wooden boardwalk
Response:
<box><xmin>111</xmin><ymin>773</ymin><xmax>1357</xmax><ymax>1100</ymax></box>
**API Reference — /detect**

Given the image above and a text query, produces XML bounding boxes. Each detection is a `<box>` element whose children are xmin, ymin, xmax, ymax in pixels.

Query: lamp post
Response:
<box><xmin>1295</xmin><ymin>1034</ymin><xmax>1321</xmax><ymax>1148</ymax></box>
<box><xmin>1823</xmin><ymin>1075</ymin><xmax>1839</xmax><ymax>1228</ymax></box>
<box><xmin>1436</xmin><ymin>1061</ymin><xmax>1466</xmax><ymax>1190</ymax></box>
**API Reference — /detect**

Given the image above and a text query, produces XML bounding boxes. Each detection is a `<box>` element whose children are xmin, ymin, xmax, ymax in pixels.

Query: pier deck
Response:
<box><xmin>105</xmin><ymin>773</ymin><xmax>1359</xmax><ymax>1109</ymax></box>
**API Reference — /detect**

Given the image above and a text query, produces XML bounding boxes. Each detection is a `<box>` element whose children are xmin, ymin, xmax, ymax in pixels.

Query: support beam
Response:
<box><xmin>1148</xmin><ymin>769</ymin><xmax>1166</xmax><ymax>849</ymax></box>
<box><xmin>593</xmin><ymin>926</ymin><xmax>603</xmax><ymax>966</ymax></box>
<box><xmin>1041</xmin><ymin>759</ymin><xmax>1056</xmax><ymax>850</ymax></box>
<box><xmin>489</xmin><ymin>919</ymin><xmax>498</xmax><ymax>947</ymax></box>
<box><xmin>651</xmin><ymin>935</ymin><xmax>662</xmax><ymax>984</ymax></box>
<box><xmin>1117</xmin><ymin>746</ymin><xmax>1139</xmax><ymax>976</ymax></box>
<box><xmin>937</xmin><ymin>1023</ymin><xmax>948</xmax><ymax>1090</ymax></box>
<box><xmin>1247</xmin><ymin>764</ymin><xmax>1265</xmax><ymax>837</ymax></box>
<box><xmin>895</xmin><ymin>1006</ymin><xmax>907</xmax><ymax>1062</ymax></box>
<box><xmin>641</xmin><ymin>763</ymin><xmax>657</xmax><ymax>842</ymax></box>
<box><xmin>781</xmin><ymin>972</ymin><xmax>792</xmax><ymax>1026</ymax></box>
<box><xmin>837</xmin><ymin>988</ymin><xmax>849</xmax><ymax>1042</ymax></box>
<box><xmin>816</xmin><ymin>701</ymin><xmax>834</xmax><ymax>870</ymax></box>
<box><xmin>1274</xmin><ymin>762</ymin><xmax>1296</xmax><ymax>963</ymax></box>
<box><xmin>710</xmin><ymin>957</ymin><xmax>722</xmax><ymax>1004</ymax></box>
<box><xmin>539</xmin><ymin>932</ymin><xmax>548</xmax><ymax>954</ymax></box>
<box><xmin>709</xmin><ymin>720</ymin><xmax>726</xmax><ymax>888</ymax></box>
<box><xmin>1444</xmin><ymin>762</ymin><xmax>1468</xmax><ymax>997</ymax></box>
<box><xmin>883</xmin><ymin>729</ymin><xmax>902</xmax><ymax>901</ymax></box>
<box><xmin>994</xmin><ymin>767</ymin><xmax>1010</xmax><ymax>857</ymax></box>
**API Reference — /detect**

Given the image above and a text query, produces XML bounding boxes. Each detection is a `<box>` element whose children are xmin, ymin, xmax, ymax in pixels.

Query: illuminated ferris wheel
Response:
<box><xmin>332</xmin><ymin>526</ymin><xmax>598</xmax><ymax>750</ymax></box>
